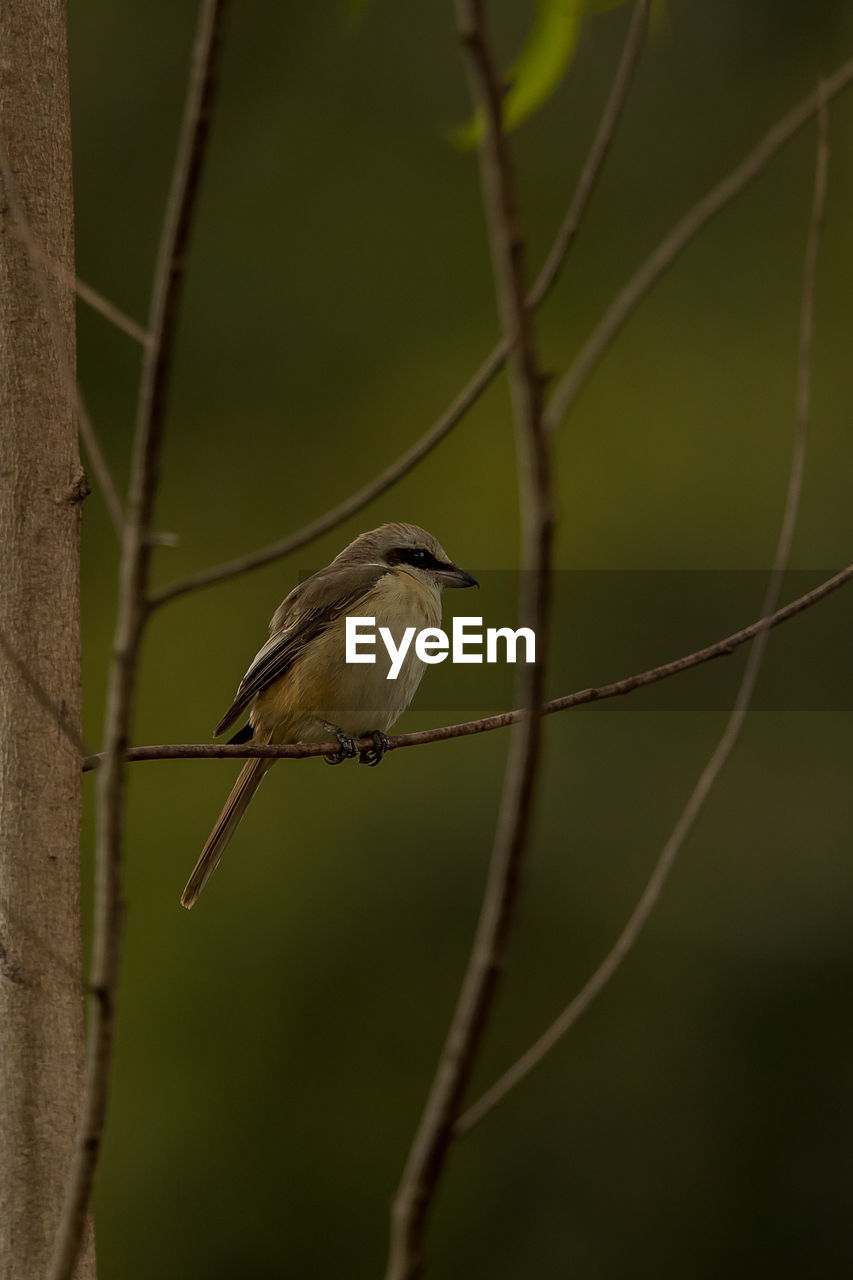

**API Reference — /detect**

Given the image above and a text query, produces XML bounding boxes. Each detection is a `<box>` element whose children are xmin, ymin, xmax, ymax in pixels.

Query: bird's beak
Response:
<box><xmin>436</xmin><ymin>563</ymin><xmax>479</xmax><ymax>589</ymax></box>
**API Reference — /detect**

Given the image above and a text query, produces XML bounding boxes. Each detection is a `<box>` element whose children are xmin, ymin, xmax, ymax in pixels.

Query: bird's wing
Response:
<box><xmin>213</xmin><ymin>564</ymin><xmax>387</xmax><ymax>736</ymax></box>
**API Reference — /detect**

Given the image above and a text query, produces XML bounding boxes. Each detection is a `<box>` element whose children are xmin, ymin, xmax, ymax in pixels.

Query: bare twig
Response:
<box><xmin>0</xmin><ymin>629</ymin><xmax>88</xmax><ymax>756</ymax></box>
<box><xmin>457</xmin><ymin>91</ymin><xmax>831</xmax><ymax>1136</ymax></box>
<box><xmin>529</xmin><ymin>0</ymin><xmax>649</xmax><ymax>307</ymax></box>
<box><xmin>149</xmin><ymin>1</ymin><xmax>649</xmax><ymax>609</ymax></box>
<box><xmin>76</xmin><ymin>388</ymin><xmax>125</xmax><ymax>535</ymax></box>
<box><xmin>48</xmin><ymin>4</ymin><xmax>230</xmax><ymax>1277</ymax></box>
<box><xmin>4</xmin><ymin>208</ymin><xmax>149</xmax><ymax>344</ymax></box>
<box><xmin>150</xmin><ymin>358</ymin><xmax>506</xmax><ymax>604</ymax></box>
<box><xmin>385</xmin><ymin>3</ymin><xmax>553</xmax><ymax>1275</ymax></box>
<box><xmin>0</xmin><ymin>141</ymin><xmax>125</xmax><ymax>534</ymax></box>
<box><xmin>5</xmin><ymin>223</ymin><xmax>149</xmax><ymax>344</ymax></box>
<box><xmin>74</xmin><ymin>277</ymin><xmax>150</xmax><ymax>346</ymax></box>
<box><xmin>150</xmin><ymin>47</ymin><xmax>853</xmax><ymax>610</ymax></box>
<box><xmin>81</xmin><ymin>562</ymin><xmax>853</xmax><ymax>774</ymax></box>
<box><xmin>542</xmin><ymin>65</ymin><xmax>849</xmax><ymax>432</ymax></box>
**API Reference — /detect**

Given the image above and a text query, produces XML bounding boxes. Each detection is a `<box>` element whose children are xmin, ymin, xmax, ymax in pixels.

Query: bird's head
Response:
<box><xmin>335</xmin><ymin>522</ymin><xmax>478</xmax><ymax>590</ymax></box>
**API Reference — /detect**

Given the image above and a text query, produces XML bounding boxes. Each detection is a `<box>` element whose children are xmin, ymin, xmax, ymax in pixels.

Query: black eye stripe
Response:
<box><xmin>388</xmin><ymin>546</ymin><xmax>445</xmax><ymax>571</ymax></box>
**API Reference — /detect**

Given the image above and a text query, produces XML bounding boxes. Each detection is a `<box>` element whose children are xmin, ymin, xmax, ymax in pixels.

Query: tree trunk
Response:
<box><xmin>0</xmin><ymin>2</ymin><xmax>96</xmax><ymax>1275</ymax></box>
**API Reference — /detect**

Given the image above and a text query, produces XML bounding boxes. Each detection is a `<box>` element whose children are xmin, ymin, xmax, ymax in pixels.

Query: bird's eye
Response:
<box><xmin>391</xmin><ymin>545</ymin><xmax>435</xmax><ymax>569</ymax></box>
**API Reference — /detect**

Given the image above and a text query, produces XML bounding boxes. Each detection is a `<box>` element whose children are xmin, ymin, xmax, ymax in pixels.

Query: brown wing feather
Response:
<box><xmin>213</xmin><ymin>564</ymin><xmax>387</xmax><ymax>737</ymax></box>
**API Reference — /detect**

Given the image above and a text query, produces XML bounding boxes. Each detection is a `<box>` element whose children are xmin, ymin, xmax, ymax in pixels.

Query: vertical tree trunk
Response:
<box><xmin>0</xmin><ymin>2</ymin><xmax>96</xmax><ymax>1276</ymax></box>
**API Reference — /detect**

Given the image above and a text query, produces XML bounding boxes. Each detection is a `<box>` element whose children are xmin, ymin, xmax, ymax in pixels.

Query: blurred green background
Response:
<box><xmin>69</xmin><ymin>1</ymin><xmax>853</xmax><ymax>1276</ymax></box>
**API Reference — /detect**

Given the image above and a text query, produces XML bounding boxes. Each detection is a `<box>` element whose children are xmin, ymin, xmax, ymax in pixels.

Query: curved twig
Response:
<box><xmin>149</xmin><ymin>0</ymin><xmax>649</xmax><ymax>609</ymax></box>
<box><xmin>457</xmin><ymin>89</ymin><xmax>831</xmax><ymax>1136</ymax></box>
<box><xmin>542</xmin><ymin>63</ymin><xmax>850</xmax><ymax>432</ymax></box>
<box><xmin>385</xmin><ymin>4</ymin><xmax>554</xmax><ymax>1276</ymax></box>
<box><xmin>150</xmin><ymin>45</ymin><xmax>853</xmax><ymax>609</ymax></box>
<box><xmin>48</xmin><ymin>5</ymin><xmax>230</xmax><ymax>1277</ymax></box>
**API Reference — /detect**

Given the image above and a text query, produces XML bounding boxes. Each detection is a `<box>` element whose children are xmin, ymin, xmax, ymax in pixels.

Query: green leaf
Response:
<box><xmin>453</xmin><ymin>0</ymin><xmax>642</xmax><ymax>147</ymax></box>
<box><xmin>504</xmin><ymin>0</ymin><xmax>586</xmax><ymax>130</ymax></box>
<box><xmin>455</xmin><ymin>0</ymin><xmax>583</xmax><ymax>147</ymax></box>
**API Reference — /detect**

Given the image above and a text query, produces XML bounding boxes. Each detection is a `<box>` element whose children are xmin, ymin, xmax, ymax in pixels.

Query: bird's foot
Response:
<box><xmin>323</xmin><ymin>724</ymin><xmax>358</xmax><ymax>766</ymax></box>
<box><xmin>360</xmin><ymin>730</ymin><xmax>390</xmax><ymax>767</ymax></box>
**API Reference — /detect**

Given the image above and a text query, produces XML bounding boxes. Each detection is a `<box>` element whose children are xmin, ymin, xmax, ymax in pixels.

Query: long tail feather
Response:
<box><xmin>181</xmin><ymin>751</ymin><xmax>273</xmax><ymax>908</ymax></box>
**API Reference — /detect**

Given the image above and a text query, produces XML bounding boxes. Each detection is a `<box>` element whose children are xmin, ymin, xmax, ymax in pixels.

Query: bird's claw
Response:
<box><xmin>324</xmin><ymin>726</ymin><xmax>358</xmax><ymax>766</ymax></box>
<box><xmin>360</xmin><ymin>730</ymin><xmax>390</xmax><ymax>767</ymax></box>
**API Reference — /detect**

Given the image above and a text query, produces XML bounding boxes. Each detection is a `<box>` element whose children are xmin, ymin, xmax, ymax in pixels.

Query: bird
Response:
<box><xmin>180</xmin><ymin>522</ymin><xmax>478</xmax><ymax>908</ymax></box>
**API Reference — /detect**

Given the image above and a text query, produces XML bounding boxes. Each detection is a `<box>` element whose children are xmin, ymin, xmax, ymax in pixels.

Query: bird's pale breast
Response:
<box><xmin>253</xmin><ymin>570</ymin><xmax>441</xmax><ymax>742</ymax></box>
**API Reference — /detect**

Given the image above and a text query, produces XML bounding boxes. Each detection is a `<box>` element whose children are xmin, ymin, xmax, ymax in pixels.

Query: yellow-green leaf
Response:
<box><xmin>453</xmin><ymin>0</ymin><xmax>644</xmax><ymax>147</ymax></box>
<box><xmin>455</xmin><ymin>0</ymin><xmax>584</xmax><ymax>147</ymax></box>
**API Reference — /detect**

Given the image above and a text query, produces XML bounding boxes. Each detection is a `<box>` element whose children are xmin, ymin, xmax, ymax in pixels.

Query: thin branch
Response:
<box><xmin>150</xmin><ymin>357</ymin><xmax>506</xmax><ymax>605</ymax></box>
<box><xmin>48</xmin><ymin>4</ymin><xmax>229</xmax><ymax>1277</ymax></box>
<box><xmin>7</xmin><ymin>229</ymin><xmax>149</xmax><ymax>345</ymax></box>
<box><xmin>149</xmin><ymin>1</ymin><xmax>649</xmax><ymax>610</ymax></box>
<box><xmin>4</xmin><ymin>210</ymin><xmax>150</xmax><ymax>344</ymax></box>
<box><xmin>74</xmin><ymin>277</ymin><xmax>150</xmax><ymax>346</ymax></box>
<box><xmin>0</xmin><ymin>140</ymin><xmax>125</xmax><ymax>534</ymax></box>
<box><xmin>81</xmin><ymin>562</ymin><xmax>853</xmax><ymax>774</ymax></box>
<box><xmin>149</xmin><ymin>46</ymin><xmax>853</xmax><ymax>611</ymax></box>
<box><xmin>0</xmin><ymin>628</ymin><xmax>88</xmax><ymax>756</ymax></box>
<box><xmin>542</xmin><ymin>64</ymin><xmax>849</xmax><ymax>432</ymax></box>
<box><xmin>457</xmin><ymin>90</ymin><xmax>831</xmax><ymax>1136</ymax></box>
<box><xmin>386</xmin><ymin>1</ymin><xmax>553</xmax><ymax>1272</ymax></box>
<box><xmin>76</xmin><ymin>388</ymin><xmax>125</xmax><ymax>535</ymax></box>
<box><xmin>529</xmin><ymin>0</ymin><xmax>649</xmax><ymax>308</ymax></box>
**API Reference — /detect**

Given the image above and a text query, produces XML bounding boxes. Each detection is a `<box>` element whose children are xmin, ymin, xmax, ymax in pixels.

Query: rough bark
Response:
<box><xmin>0</xmin><ymin>2</ymin><xmax>95</xmax><ymax>1276</ymax></box>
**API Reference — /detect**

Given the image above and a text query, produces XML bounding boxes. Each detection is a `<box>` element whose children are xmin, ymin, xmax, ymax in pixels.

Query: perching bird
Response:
<box><xmin>181</xmin><ymin>522</ymin><xmax>477</xmax><ymax>908</ymax></box>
